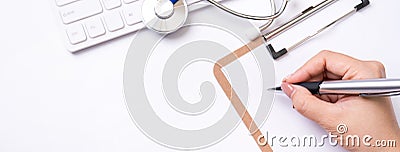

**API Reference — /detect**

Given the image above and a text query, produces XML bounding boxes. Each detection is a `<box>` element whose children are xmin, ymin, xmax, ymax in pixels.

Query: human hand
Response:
<box><xmin>281</xmin><ymin>50</ymin><xmax>400</xmax><ymax>151</ymax></box>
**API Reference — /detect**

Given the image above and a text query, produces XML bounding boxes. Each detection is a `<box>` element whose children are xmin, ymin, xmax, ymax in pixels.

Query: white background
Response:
<box><xmin>0</xmin><ymin>0</ymin><xmax>399</xmax><ymax>152</ymax></box>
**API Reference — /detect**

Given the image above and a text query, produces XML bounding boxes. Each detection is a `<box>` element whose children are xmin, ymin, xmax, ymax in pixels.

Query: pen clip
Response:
<box><xmin>360</xmin><ymin>90</ymin><xmax>400</xmax><ymax>97</ymax></box>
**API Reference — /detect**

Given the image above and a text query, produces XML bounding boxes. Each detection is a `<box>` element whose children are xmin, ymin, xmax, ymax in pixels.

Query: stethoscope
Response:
<box><xmin>141</xmin><ymin>0</ymin><xmax>289</xmax><ymax>34</ymax></box>
<box><xmin>141</xmin><ymin>0</ymin><xmax>370</xmax><ymax>59</ymax></box>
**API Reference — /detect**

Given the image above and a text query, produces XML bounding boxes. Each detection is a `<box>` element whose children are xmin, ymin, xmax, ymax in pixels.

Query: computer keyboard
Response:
<box><xmin>54</xmin><ymin>0</ymin><xmax>213</xmax><ymax>52</ymax></box>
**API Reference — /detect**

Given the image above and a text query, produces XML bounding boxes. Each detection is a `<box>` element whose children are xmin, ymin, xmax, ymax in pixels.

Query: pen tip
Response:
<box><xmin>267</xmin><ymin>87</ymin><xmax>282</xmax><ymax>91</ymax></box>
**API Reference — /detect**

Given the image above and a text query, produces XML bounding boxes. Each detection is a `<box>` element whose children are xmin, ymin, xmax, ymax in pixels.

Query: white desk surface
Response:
<box><xmin>0</xmin><ymin>0</ymin><xmax>399</xmax><ymax>152</ymax></box>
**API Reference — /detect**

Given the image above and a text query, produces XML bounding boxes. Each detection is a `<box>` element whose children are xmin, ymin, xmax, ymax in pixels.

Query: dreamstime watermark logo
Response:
<box><xmin>257</xmin><ymin>123</ymin><xmax>397</xmax><ymax>148</ymax></box>
<box><xmin>336</xmin><ymin>123</ymin><xmax>348</xmax><ymax>134</ymax></box>
<box><xmin>123</xmin><ymin>4</ymin><xmax>275</xmax><ymax>151</ymax></box>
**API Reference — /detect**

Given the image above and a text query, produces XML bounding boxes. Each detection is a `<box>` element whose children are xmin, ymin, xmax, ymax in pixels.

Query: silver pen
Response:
<box><xmin>269</xmin><ymin>78</ymin><xmax>400</xmax><ymax>97</ymax></box>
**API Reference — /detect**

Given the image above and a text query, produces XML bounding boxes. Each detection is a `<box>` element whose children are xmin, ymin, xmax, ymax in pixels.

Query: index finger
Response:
<box><xmin>285</xmin><ymin>50</ymin><xmax>361</xmax><ymax>83</ymax></box>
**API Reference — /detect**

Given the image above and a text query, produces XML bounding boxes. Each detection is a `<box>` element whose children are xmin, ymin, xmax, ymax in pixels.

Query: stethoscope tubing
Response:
<box><xmin>146</xmin><ymin>0</ymin><xmax>289</xmax><ymax>34</ymax></box>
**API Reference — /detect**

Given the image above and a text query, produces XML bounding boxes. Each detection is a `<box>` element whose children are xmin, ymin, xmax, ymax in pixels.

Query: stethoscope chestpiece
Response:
<box><xmin>142</xmin><ymin>0</ymin><xmax>188</xmax><ymax>34</ymax></box>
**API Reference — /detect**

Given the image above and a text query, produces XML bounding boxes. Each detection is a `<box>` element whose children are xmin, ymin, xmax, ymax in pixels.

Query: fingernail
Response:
<box><xmin>281</xmin><ymin>82</ymin><xmax>295</xmax><ymax>97</ymax></box>
<box><xmin>282</xmin><ymin>74</ymin><xmax>293</xmax><ymax>82</ymax></box>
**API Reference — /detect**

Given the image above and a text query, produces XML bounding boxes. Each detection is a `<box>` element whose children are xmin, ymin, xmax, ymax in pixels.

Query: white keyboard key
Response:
<box><xmin>103</xmin><ymin>0</ymin><xmax>122</xmax><ymax>10</ymax></box>
<box><xmin>123</xmin><ymin>0</ymin><xmax>138</xmax><ymax>4</ymax></box>
<box><xmin>85</xmin><ymin>18</ymin><xmax>106</xmax><ymax>38</ymax></box>
<box><xmin>66</xmin><ymin>24</ymin><xmax>87</xmax><ymax>44</ymax></box>
<box><xmin>59</xmin><ymin>0</ymin><xmax>103</xmax><ymax>24</ymax></box>
<box><xmin>55</xmin><ymin>0</ymin><xmax>79</xmax><ymax>6</ymax></box>
<box><xmin>104</xmin><ymin>12</ymin><xmax>125</xmax><ymax>32</ymax></box>
<box><xmin>123</xmin><ymin>3</ymin><xmax>142</xmax><ymax>25</ymax></box>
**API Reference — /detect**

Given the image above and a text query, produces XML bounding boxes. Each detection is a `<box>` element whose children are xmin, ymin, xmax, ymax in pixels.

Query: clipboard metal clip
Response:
<box><xmin>263</xmin><ymin>0</ymin><xmax>370</xmax><ymax>60</ymax></box>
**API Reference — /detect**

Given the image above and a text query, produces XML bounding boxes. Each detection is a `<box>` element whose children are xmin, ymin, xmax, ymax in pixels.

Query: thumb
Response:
<box><xmin>281</xmin><ymin>82</ymin><xmax>336</xmax><ymax>124</ymax></box>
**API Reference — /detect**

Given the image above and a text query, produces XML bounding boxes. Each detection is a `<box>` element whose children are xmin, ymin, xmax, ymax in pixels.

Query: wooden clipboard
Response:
<box><xmin>213</xmin><ymin>36</ymin><xmax>272</xmax><ymax>152</ymax></box>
